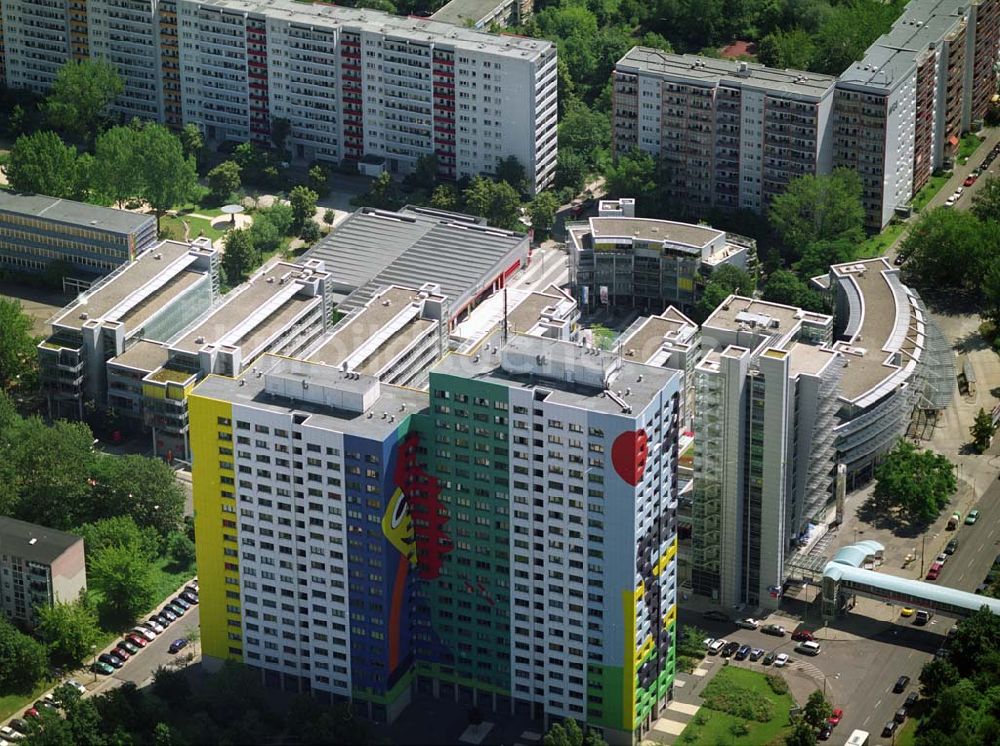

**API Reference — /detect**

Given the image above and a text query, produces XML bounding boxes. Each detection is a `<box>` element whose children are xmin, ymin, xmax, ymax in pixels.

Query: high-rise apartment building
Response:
<box><xmin>613</xmin><ymin>0</ymin><xmax>1000</xmax><ymax>230</ymax></box>
<box><xmin>612</xmin><ymin>50</ymin><xmax>837</xmax><ymax>214</ymax></box>
<box><xmin>0</xmin><ymin>1</ymin><xmax>557</xmax><ymax>190</ymax></box>
<box><xmin>190</xmin><ymin>333</ymin><xmax>681</xmax><ymax>744</ymax></box>
<box><xmin>690</xmin><ymin>297</ymin><xmax>841</xmax><ymax>608</ymax></box>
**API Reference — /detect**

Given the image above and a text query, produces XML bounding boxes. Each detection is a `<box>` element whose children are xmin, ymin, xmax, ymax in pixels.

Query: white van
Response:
<box><xmin>796</xmin><ymin>640</ymin><xmax>821</xmax><ymax>656</ymax></box>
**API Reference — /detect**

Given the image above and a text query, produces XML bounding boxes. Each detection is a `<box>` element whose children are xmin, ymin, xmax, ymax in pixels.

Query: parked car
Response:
<box><xmin>894</xmin><ymin>707</ymin><xmax>907</xmax><ymax>723</ymax></box>
<box><xmin>796</xmin><ymin>641</ymin><xmax>821</xmax><ymax>656</ymax></box>
<box><xmin>945</xmin><ymin>539</ymin><xmax>959</xmax><ymax>555</ymax></box>
<box><xmin>7</xmin><ymin>721</ymin><xmax>28</xmax><ymax>736</ymax></box>
<box><xmin>791</xmin><ymin>630</ymin><xmax>815</xmax><ymax>642</ymax></box>
<box><xmin>180</xmin><ymin>591</ymin><xmax>199</xmax><ymax>604</ymax></box>
<box><xmin>818</xmin><ymin>725</ymin><xmax>833</xmax><ymax>741</ymax></box>
<box><xmin>749</xmin><ymin>647</ymin><xmax>765</xmax><ymax>662</ymax></box>
<box><xmin>882</xmin><ymin>721</ymin><xmax>898</xmax><ymax>738</ymax></box>
<box><xmin>966</xmin><ymin>509</ymin><xmax>980</xmax><ymax>524</ymax></box>
<box><xmin>702</xmin><ymin>610</ymin><xmax>730</xmax><ymax>622</ymax></box>
<box><xmin>761</xmin><ymin>624</ymin><xmax>786</xmax><ymax>637</ymax></box>
<box><xmin>165</xmin><ymin>603</ymin><xmax>185</xmax><ymax>617</ymax></box>
<box><xmin>945</xmin><ymin>194</ymin><xmax>958</xmax><ymax>207</ymax></box>
<box><xmin>828</xmin><ymin>709</ymin><xmax>843</xmax><ymax>727</ymax></box>
<box><xmin>763</xmin><ymin>651</ymin><xmax>777</xmax><ymax>665</ymax></box>
<box><xmin>134</xmin><ymin>626</ymin><xmax>157</xmax><ymax>640</ymax></box>
<box><xmin>65</xmin><ymin>679</ymin><xmax>87</xmax><ymax>696</ymax></box>
<box><xmin>734</xmin><ymin>644</ymin><xmax>751</xmax><ymax>661</ymax></box>
<box><xmin>126</xmin><ymin>633</ymin><xmax>148</xmax><ymax>648</ymax></box>
<box><xmin>117</xmin><ymin>640</ymin><xmax>139</xmax><ymax>655</ymax></box>
<box><xmin>99</xmin><ymin>652</ymin><xmax>125</xmax><ymax>669</ymax></box>
<box><xmin>92</xmin><ymin>660</ymin><xmax>115</xmax><ymax>675</ymax></box>
<box><xmin>904</xmin><ymin>692</ymin><xmax>919</xmax><ymax>710</ymax></box>
<box><xmin>144</xmin><ymin>619</ymin><xmax>164</xmax><ymax>634</ymax></box>
<box><xmin>168</xmin><ymin>639</ymin><xmax>189</xmax><ymax>654</ymax></box>
<box><xmin>160</xmin><ymin>608</ymin><xmax>178</xmax><ymax>622</ymax></box>
<box><xmin>152</xmin><ymin>613</ymin><xmax>171</xmax><ymax>627</ymax></box>
<box><xmin>900</xmin><ymin>607</ymin><xmax>915</xmax><ymax>617</ymax></box>
<box><xmin>774</xmin><ymin>653</ymin><xmax>789</xmax><ymax>667</ymax></box>
<box><xmin>110</xmin><ymin>646</ymin><xmax>131</xmax><ymax>661</ymax></box>
<box><xmin>893</xmin><ymin>675</ymin><xmax>911</xmax><ymax>693</ymax></box>
<box><xmin>721</xmin><ymin>641</ymin><xmax>740</xmax><ymax>658</ymax></box>
<box><xmin>936</xmin><ymin>552</ymin><xmax>948</xmax><ymax>565</ymax></box>
<box><xmin>708</xmin><ymin>639</ymin><xmax>727</xmax><ymax>655</ymax></box>
<box><xmin>976</xmin><ymin>582</ymin><xmax>989</xmax><ymax>594</ymax></box>
<box><xmin>172</xmin><ymin>597</ymin><xmax>191</xmax><ymax>611</ymax></box>
<box><xmin>964</xmin><ymin>175</ymin><xmax>977</xmax><ymax>186</ymax></box>
<box><xmin>735</xmin><ymin>618</ymin><xmax>760</xmax><ymax>630</ymax></box>
<box><xmin>926</xmin><ymin>562</ymin><xmax>943</xmax><ymax>581</ymax></box>
<box><xmin>915</xmin><ymin>609</ymin><xmax>933</xmax><ymax>625</ymax></box>
<box><xmin>702</xmin><ymin>637</ymin><xmax>716</xmax><ymax>650</ymax></box>
<box><xmin>22</xmin><ymin>708</ymin><xmax>38</xmax><ymax>720</ymax></box>
<box><xmin>947</xmin><ymin>512</ymin><xmax>961</xmax><ymax>529</ymax></box>
<box><xmin>0</xmin><ymin>725</ymin><xmax>24</xmax><ymax>741</ymax></box>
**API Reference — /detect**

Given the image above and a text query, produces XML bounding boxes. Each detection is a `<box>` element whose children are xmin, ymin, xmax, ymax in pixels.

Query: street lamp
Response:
<box><xmin>90</xmin><ymin>644</ymin><xmax>98</xmax><ymax>682</ymax></box>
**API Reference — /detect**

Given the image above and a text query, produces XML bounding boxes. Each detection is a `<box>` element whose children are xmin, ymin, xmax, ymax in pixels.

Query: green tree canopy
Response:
<box><xmin>555</xmin><ymin>150</ymin><xmax>588</xmax><ymax>194</ymax></box>
<box><xmin>758</xmin><ymin>28</ymin><xmax>816</xmax><ymax>69</ymax></box>
<box><xmin>695</xmin><ymin>264</ymin><xmax>757</xmax><ymax>321</ymax></box>
<box><xmin>558</xmin><ymin>99</ymin><xmax>611</xmax><ymax>167</ymax></box>
<box><xmin>77</xmin><ymin>516</ymin><xmax>159</xmax><ymax>563</ymax></box>
<box><xmin>222</xmin><ymin>228</ymin><xmax>259</xmax><ymax>286</ymax></box>
<box><xmin>36</xmin><ymin>596</ymin><xmax>101</xmax><ymax>667</ymax></box>
<box><xmin>89</xmin><ymin>454</ymin><xmax>185</xmax><ymax>537</ymax></box>
<box><xmin>603</xmin><ymin>148</ymin><xmax>657</xmax><ymax>206</ymax></box>
<box><xmin>139</xmin><ymin>124</ymin><xmax>199</xmax><ymax>232</ymax></box>
<box><xmin>529</xmin><ymin>191</ymin><xmax>560</xmax><ymax>233</ymax></box>
<box><xmin>784</xmin><ymin>718</ymin><xmax>818</xmax><ymax>746</ymax></box>
<box><xmin>179</xmin><ymin>123</ymin><xmax>205</xmax><ymax>167</ymax></box>
<box><xmin>495</xmin><ymin>155</ymin><xmax>527</xmax><ymax>193</ymax></box>
<box><xmin>463</xmin><ymin>177</ymin><xmax>523</xmax><ymax>231</ymax></box>
<box><xmin>768</xmin><ymin>169</ymin><xmax>864</xmax><ymax>261</ymax></box>
<box><xmin>207</xmin><ymin>161</ymin><xmax>241</xmax><ymax>204</ymax></box>
<box><xmin>898</xmin><ymin>208</ymin><xmax>996</xmax><ymax>291</ymax></box>
<box><xmin>45</xmin><ymin>59</ymin><xmax>124</xmax><ymax>143</ymax></box>
<box><xmin>93</xmin><ymin>126</ymin><xmax>145</xmax><ymax>208</ymax></box>
<box><xmin>762</xmin><ymin>269</ymin><xmax>827</xmax><ymax>312</ymax></box>
<box><xmin>257</xmin><ymin>202</ymin><xmax>295</xmax><ymax>236</ymax></box>
<box><xmin>803</xmin><ymin>689</ymin><xmax>833</xmax><ymax>728</ymax></box>
<box><xmin>793</xmin><ymin>237</ymin><xmax>859</xmax><ymax>280</ymax></box>
<box><xmin>0</xmin><ymin>616</ymin><xmax>48</xmax><ymax>693</ymax></box>
<box><xmin>0</xmin><ymin>298</ymin><xmax>38</xmax><ymax>394</ymax></box>
<box><xmin>90</xmin><ymin>542</ymin><xmax>156</xmax><ymax>623</ymax></box>
<box><xmin>6</xmin><ymin>130</ymin><xmax>83</xmax><ymax>199</ymax></box>
<box><xmin>289</xmin><ymin>185</ymin><xmax>319</xmax><ymax>231</ymax></box>
<box><xmin>971</xmin><ymin>408</ymin><xmax>995</xmax><ymax>454</ymax></box>
<box><xmin>430</xmin><ymin>183</ymin><xmax>460</xmax><ymax>211</ymax></box>
<box><xmin>872</xmin><ymin>439</ymin><xmax>956</xmax><ymax>524</ymax></box>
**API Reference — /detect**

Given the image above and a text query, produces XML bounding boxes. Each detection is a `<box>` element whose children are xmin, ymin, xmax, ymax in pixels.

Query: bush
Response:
<box><xmin>168</xmin><ymin>531</ymin><xmax>196</xmax><ymax>568</ymax></box>
<box><xmin>299</xmin><ymin>220</ymin><xmax>321</xmax><ymax>245</ymax></box>
<box><xmin>677</xmin><ymin>655</ymin><xmax>698</xmax><ymax>674</ymax></box>
<box><xmin>766</xmin><ymin>673</ymin><xmax>789</xmax><ymax>695</ymax></box>
<box><xmin>323</xmin><ymin>208</ymin><xmax>335</xmax><ymax>225</ymax></box>
<box><xmin>730</xmin><ymin>722</ymin><xmax>750</xmax><ymax>737</ymax></box>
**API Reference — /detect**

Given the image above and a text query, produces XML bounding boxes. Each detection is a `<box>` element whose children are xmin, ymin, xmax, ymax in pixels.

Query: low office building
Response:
<box><xmin>306</xmin><ymin>206</ymin><xmax>530</xmax><ymax>321</ymax></box>
<box><xmin>139</xmin><ymin>258</ymin><xmax>333</xmax><ymax>460</ymax></box>
<box><xmin>0</xmin><ymin>191</ymin><xmax>156</xmax><ymax>280</ymax></box>
<box><xmin>568</xmin><ymin>199</ymin><xmax>755</xmax><ymax>313</ymax></box>
<box><xmin>191</xmin><ymin>334</ymin><xmax>682</xmax><ymax>743</ymax></box>
<box><xmin>0</xmin><ymin>517</ymin><xmax>86</xmax><ymax>628</ymax></box>
<box><xmin>822</xmin><ymin>257</ymin><xmax>953</xmax><ymax>488</ymax></box>
<box><xmin>691</xmin><ymin>297</ymin><xmax>841</xmax><ymax>609</ymax></box>
<box><xmin>39</xmin><ymin>238</ymin><xmax>219</xmax><ymax>420</ymax></box>
<box><xmin>430</xmin><ymin>0</ymin><xmax>531</xmax><ymax>29</ymax></box>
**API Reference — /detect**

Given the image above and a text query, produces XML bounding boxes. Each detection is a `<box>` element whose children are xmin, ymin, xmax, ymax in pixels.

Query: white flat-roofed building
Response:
<box><xmin>568</xmin><ymin>199</ymin><xmax>755</xmax><ymax>313</ymax></box>
<box><xmin>692</xmin><ymin>296</ymin><xmax>841</xmax><ymax>608</ymax></box>
<box><xmin>38</xmin><ymin>238</ymin><xmax>220</xmax><ymax>420</ymax></box>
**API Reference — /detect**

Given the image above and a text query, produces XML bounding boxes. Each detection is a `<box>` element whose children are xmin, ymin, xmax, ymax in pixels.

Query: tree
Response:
<box><xmin>6</xmin><ymin>130</ymin><xmax>81</xmax><ymax>198</ymax></box>
<box><xmin>555</xmin><ymin>150</ymin><xmax>588</xmax><ymax>194</ymax></box>
<box><xmin>768</xmin><ymin>169</ymin><xmax>864</xmax><ymax>262</ymax></box>
<box><xmin>299</xmin><ymin>221</ymin><xmax>321</xmax><ymax>245</ymax></box>
<box><xmin>558</xmin><ymin>99</ymin><xmax>611</xmax><ymax>167</ymax></box>
<box><xmin>45</xmin><ymin>59</ymin><xmax>124</xmax><ymax>143</ymax></box>
<box><xmin>140</xmin><ymin>125</ymin><xmax>199</xmax><ymax>233</ymax></box>
<box><xmin>919</xmin><ymin>656</ymin><xmax>960</xmax><ymax>699</ymax></box>
<box><xmin>207</xmin><ymin>161</ymin><xmax>241</xmax><ymax>204</ymax></box>
<box><xmin>784</xmin><ymin>719</ymin><xmax>818</xmax><ymax>746</ymax></box>
<box><xmin>35</xmin><ymin>597</ymin><xmax>100</xmax><ymax>667</ymax></box>
<box><xmin>179</xmin><ymin>123</ymin><xmax>205</xmax><ymax>168</ymax></box>
<box><xmin>981</xmin><ymin>259</ymin><xmax>1000</xmax><ymax>327</ymax></box>
<box><xmin>757</xmin><ymin>28</ymin><xmax>816</xmax><ymax>70</ymax></box>
<box><xmin>257</xmin><ymin>202</ymin><xmax>294</xmax><ymax>236</ymax></box>
<box><xmin>762</xmin><ymin>270</ymin><xmax>827</xmax><ymax>312</ymax></box>
<box><xmin>971</xmin><ymin>175</ymin><xmax>1000</xmax><ymax>223</ymax></box>
<box><xmin>872</xmin><ymin>439</ymin><xmax>956</xmax><ymax>524</ymax></box>
<box><xmin>307</xmin><ymin>164</ymin><xmax>329</xmax><ymax>196</ymax></box>
<box><xmin>89</xmin><ymin>454</ymin><xmax>185</xmax><ymax>537</ymax></box>
<box><xmin>604</xmin><ymin>148</ymin><xmax>657</xmax><ymax>205</ymax></box>
<box><xmin>898</xmin><ymin>208</ymin><xmax>995</xmax><ymax>291</ymax></box>
<box><xmin>90</xmin><ymin>543</ymin><xmax>156</xmax><ymax>622</ymax></box>
<box><xmin>289</xmin><ymin>186</ymin><xmax>319</xmax><ymax>231</ymax></box>
<box><xmin>430</xmin><ymin>183</ymin><xmax>459</xmax><ymax>211</ymax></box>
<box><xmin>222</xmin><ymin>229</ymin><xmax>259</xmax><ymax>285</ymax></box>
<box><xmin>0</xmin><ymin>298</ymin><xmax>38</xmax><ymax>393</ymax></box>
<box><xmin>93</xmin><ymin>126</ymin><xmax>144</xmax><ymax>208</ymax></box>
<box><xmin>271</xmin><ymin>118</ymin><xmax>291</xmax><ymax>155</ymax></box>
<box><xmin>322</xmin><ymin>208</ymin><xmax>336</xmax><ymax>225</ymax></box>
<box><xmin>152</xmin><ymin>666</ymin><xmax>191</xmax><ymax>707</ymax></box>
<box><xmin>248</xmin><ymin>215</ymin><xmax>282</xmax><ymax>254</ymax></box>
<box><xmin>8</xmin><ymin>417</ymin><xmax>96</xmax><ymax>529</ymax></box>
<box><xmin>695</xmin><ymin>264</ymin><xmax>756</xmax><ymax>321</ymax></box>
<box><xmin>405</xmin><ymin>154</ymin><xmax>439</xmax><ymax>191</ymax></box>
<box><xmin>463</xmin><ymin>177</ymin><xmax>522</xmax><ymax>231</ymax></box>
<box><xmin>529</xmin><ymin>191</ymin><xmax>560</xmax><ymax>234</ymax></box>
<box><xmin>494</xmin><ymin>155</ymin><xmax>527</xmax><ymax>192</ymax></box>
<box><xmin>971</xmin><ymin>408</ymin><xmax>995</xmax><ymax>454</ymax></box>
<box><xmin>794</xmin><ymin>238</ymin><xmax>859</xmax><ymax>280</ymax></box>
<box><xmin>543</xmin><ymin>718</ymin><xmax>605</xmax><ymax>746</ymax></box>
<box><xmin>0</xmin><ymin>616</ymin><xmax>48</xmax><ymax>693</ymax></box>
<box><xmin>77</xmin><ymin>516</ymin><xmax>159</xmax><ymax>563</ymax></box>
<box><xmin>803</xmin><ymin>690</ymin><xmax>833</xmax><ymax>729</ymax></box>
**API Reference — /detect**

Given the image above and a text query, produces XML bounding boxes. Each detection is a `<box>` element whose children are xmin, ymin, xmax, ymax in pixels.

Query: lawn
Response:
<box><xmin>159</xmin><ymin>214</ymin><xmax>188</xmax><ymax>242</ymax></box>
<box><xmin>678</xmin><ymin>667</ymin><xmax>797</xmax><ymax>746</ymax></box>
<box><xmin>958</xmin><ymin>133</ymin><xmax>983</xmax><ymax>164</ymax></box>
<box><xmin>857</xmin><ymin>220</ymin><xmax>908</xmax><ymax>258</ymax></box>
<box><xmin>0</xmin><ymin>680</ymin><xmax>56</xmax><ymax>721</ymax></box>
<box><xmin>185</xmin><ymin>214</ymin><xmax>226</xmax><ymax>241</ymax></box>
<box><xmin>911</xmin><ymin>173</ymin><xmax>951</xmax><ymax>212</ymax></box>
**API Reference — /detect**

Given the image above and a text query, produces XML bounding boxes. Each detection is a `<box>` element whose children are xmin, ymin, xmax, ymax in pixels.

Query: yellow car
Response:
<box><xmin>900</xmin><ymin>607</ymin><xmax>915</xmax><ymax>617</ymax></box>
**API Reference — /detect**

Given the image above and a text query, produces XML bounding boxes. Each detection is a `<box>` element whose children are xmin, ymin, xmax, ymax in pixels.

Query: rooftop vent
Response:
<box><xmin>195</xmin><ymin>336</ymin><xmax>205</xmax><ymax>344</ymax></box>
<box><xmin>79</xmin><ymin>312</ymin><xmax>89</xmax><ymax>320</ymax></box>
<box><xmin>154</xmin><ymin>253</ymin><xmax>162</xmax><ymax>260</ymax></box>
<box><xmin>28</xmin><ymin>538</ymin><xmax>37</xmax><ymax>545</ymax></box>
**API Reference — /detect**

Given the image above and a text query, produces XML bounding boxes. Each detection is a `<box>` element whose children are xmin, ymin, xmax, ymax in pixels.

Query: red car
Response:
<box><xmin>126</xmin><ymin>633</ymin><xmax>148</xmax><ymax>648</ymax></box>
<box><xmin>23</xmin><ymin>707</ymin><xmax>39</xmax><ymax>719</ymax></box>
<box><xmin>964</xmin><ymin>175</ymin><xmax>977</xmax><ymax>187</ymax></box>
<box><xmin>828</xmin><ymin>708</ymin><xmax>844</xmax><ymax>727</ymax></box>
<box><xmin>112</xmin><ymin>647</ymin><xmax>131</xmax><ymax>661</ymax></box>
<box><xmin>791</xmin><ymin>630</ymin><xmax>815</xmax><ymax>642</ymax></box>
<box><xmin>926</xmin><ymin>562</ymin><xmax>943</xmax><ymax>580</ymax></box>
